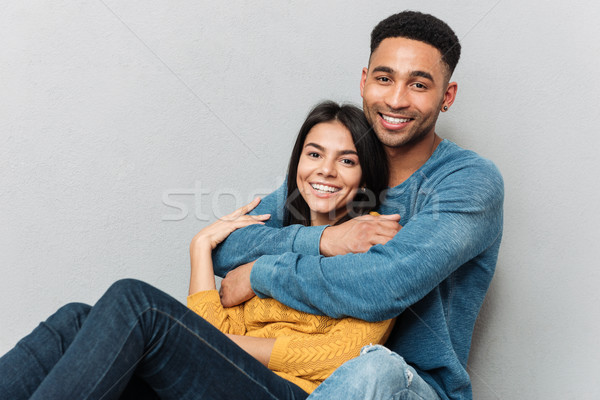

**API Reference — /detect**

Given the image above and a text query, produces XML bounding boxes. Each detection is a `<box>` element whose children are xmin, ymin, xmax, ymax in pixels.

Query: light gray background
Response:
<box><xmin>1</xmin><ymin>1</ymin><xmax>599</xmax><ymax>398</ymax></box>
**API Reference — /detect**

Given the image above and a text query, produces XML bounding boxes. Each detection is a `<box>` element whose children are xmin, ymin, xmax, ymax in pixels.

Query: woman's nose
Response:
<box><xmin>317</xmin><ymin>159</ymin><xmax>337</xmax><ymax>177</ymax></box>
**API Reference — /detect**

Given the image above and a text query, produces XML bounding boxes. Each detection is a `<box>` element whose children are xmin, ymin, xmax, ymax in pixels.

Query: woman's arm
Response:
<box><xmin>187</xmin><ymin>199</ymin><xmax>270</xmax><ymax>334</ymax></box>
<box><xmin>188</xmin><ymin>197</ymin><xmax>270</xmax><ymax>295</ymax></box>
<box><xmin>225</xmin><ymin>335</ymin><xmax>275</xmax><ymax>367</ymax></box>
<box><xmin>189</xmin><ymin>240</ymin><xmax>217</xmax><ymax>294</ymax></box>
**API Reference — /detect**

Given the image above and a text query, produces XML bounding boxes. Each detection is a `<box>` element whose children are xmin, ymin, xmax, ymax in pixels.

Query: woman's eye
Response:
<box><xmin>307</xmin><ymin>152</ymin><xmax>320</xmax><ymax>158</ymax></box>
<box><xmin>341</xmin><ymin>158</ymin><xmax>356</xmax><ymax>165</ymax></box>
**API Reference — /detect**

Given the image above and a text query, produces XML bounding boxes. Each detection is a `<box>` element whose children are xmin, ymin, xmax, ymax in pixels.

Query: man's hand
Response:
<box><xmin>320</xmin><ymin>214</ymin><xmax>402</xmax><ymax>256</ymax></box>
<box><xmin>220</xmin><ymin>261</ymin><xmax>256</xmax><ymax>307</ymax></box>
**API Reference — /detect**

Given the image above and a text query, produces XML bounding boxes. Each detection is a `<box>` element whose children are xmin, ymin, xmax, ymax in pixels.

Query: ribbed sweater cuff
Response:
<box><xmin>268</xmin><ymin>336</ymin><xmax>291</xmax><ymax>371</ymax></box>
<box><xmin>291</xmin><ymin>225</ymin><xmax>327</xmax><ymax>255</ymax></box>
<box><xmin>186</xmin><ymin>289</ymin><xmax>220</xmax><ymax>309</ymax></box>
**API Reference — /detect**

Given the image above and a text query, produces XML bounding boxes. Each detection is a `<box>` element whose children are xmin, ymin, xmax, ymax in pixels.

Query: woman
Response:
<box><xmin>0</xmin><ymin>101</ymin><xmax>392</xmax><ymax>400</ymax></box>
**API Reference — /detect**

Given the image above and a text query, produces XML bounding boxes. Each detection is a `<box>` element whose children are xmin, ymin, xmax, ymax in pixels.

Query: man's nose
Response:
<box><xmin>385</xmin><ymin>85</ymin><xmax>410</xmax><ymax>110</ymax></box>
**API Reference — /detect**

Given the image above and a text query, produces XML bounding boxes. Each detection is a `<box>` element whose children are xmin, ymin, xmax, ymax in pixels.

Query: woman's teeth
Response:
<box><xmin>311</xmin><ymin>183</ymin><xmax>340</xmax><ymax>193</ymax></box>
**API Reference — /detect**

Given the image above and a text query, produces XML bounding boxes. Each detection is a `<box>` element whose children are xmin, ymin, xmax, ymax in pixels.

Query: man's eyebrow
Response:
<box><xmin>371</xmin><ymin>66</ymin><xmax>394</xmax><ymax>74</ymax></box>
<box><xmin>371</xmin><ymin>67</ymin><xmax>434</xmax><ymax>83</ymax></box>
<box><xmin>410</xmin><ymin>70</ymin><xmax>434</xmax><ymax>82</ymax></box>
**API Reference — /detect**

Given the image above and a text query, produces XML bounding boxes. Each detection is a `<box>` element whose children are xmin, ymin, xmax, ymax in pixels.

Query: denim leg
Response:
<box><xmin>0</xmin><ymin>302</ymin><xmax>91</xmax><ymax>399</ymax></box>
<box><xmin>0</xmin><ymin>301</ymin><xmax>160</xmax><ymax>400</ymax></box>
<box><xmin>25</xmin><ymin>279</ymin><xmax>307</xmax><ymax>400</ymax></box>
<box><xmin>307</xmin><ymin>345</ymin><xmax>440</xmax><ymax>400</ymax></box>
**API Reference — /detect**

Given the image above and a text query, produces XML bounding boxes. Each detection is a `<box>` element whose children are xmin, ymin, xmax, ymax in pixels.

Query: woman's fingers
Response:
<box><xmin>225</xmin><ymin>197</ymin><xmax>262</xmax><ymax>220</ymax></box>
<box><xmin>214</xmin><ymin>213</ymin><xmax>270</xmax><ymax>234</ymax></box>
<box><xmin>190</xmin><ymin>199</ymin><xmax>270</xmax><ymax>252</ymax></box>
<box><xmin>243</xmin><ymin>197</ymin><xmax>262</xmax><ymax>213</ymax></box>
<box><xmin>191</xmin><ymin>213</ymin><xmax>271</xmax><ymax>252</ymax></box>
<box><xmin>229</xmin><ymin>213</ymin><xmax>270</xmax><ymax>229</ymax></box>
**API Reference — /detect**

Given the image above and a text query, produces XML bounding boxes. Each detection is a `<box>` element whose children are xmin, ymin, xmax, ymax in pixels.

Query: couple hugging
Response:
<box><xmin>0</xmin><ymin>10</ymin><xmax>504</xmax><ymax>400</ymax></box>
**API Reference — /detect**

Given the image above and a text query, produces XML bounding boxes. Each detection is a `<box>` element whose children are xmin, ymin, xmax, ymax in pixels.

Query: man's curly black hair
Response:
<box><xmin>370</xmin><ymin>11</ymin><xmax>461</xmax><ymax>78</ymax></box>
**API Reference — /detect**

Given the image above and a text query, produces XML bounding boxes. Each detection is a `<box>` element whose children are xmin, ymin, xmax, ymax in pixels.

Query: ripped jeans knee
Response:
<box><xmin>307</xmin><ymin>345</ymin><xmax>440</xmax><ymax>399</ymax></box>
<box><xmin>359</xmin><ymin>344</ymin><xmax>416</xmax><ymax>389</ymax></box>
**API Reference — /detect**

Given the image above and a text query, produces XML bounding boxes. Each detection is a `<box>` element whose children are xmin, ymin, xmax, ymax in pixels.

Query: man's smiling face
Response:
<box><xmin>360</xmin><ymin>37</ymin><xmax>454</xmax><ymax>149</ymax></box>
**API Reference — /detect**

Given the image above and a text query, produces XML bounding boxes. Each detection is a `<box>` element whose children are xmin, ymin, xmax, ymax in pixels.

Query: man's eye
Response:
<box><xmin>413</xmin><ymin>82</ymin><xmax>426</xmax><ymax>89</ymax></box>
<box><xmin>376</xmin><ymin>76</ymin><xmax>391</xmax><ymax>83</ymax></box>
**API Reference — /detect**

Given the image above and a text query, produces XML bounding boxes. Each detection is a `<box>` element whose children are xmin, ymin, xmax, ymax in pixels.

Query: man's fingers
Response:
<box><xmin>363</xmin><ymin>213</ymin><xmax>400</xmax><ymax>221</ymax></box>
<box><xmin>370</xmin><ymin>234</ymin><xmax>397</xmax><ymax>246</ymax></box>
<box><xmin>376</xmin><ymin>222</ymin><xmax>402</xmax><ymax>237</ymax></box>
<box><xmin>353</xmin><ymin>220</ymin><xmax>400</xmax><ymax>237</ymax></box>
<box><xmin>378</xmin><ymin>213</ymin><xmax>401</xmax><ymax>221</ymax></box>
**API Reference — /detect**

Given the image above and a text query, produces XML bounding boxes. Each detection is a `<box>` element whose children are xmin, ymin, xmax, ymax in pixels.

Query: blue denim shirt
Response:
<box><xmin>213</xmin><ymin>140</ymin><xmax>504</xmax><ymax>400</ymax></box>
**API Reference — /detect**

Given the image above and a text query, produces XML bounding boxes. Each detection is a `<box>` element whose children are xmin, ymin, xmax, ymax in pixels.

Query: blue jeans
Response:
<box><xmin>308</xmin><ymin>345</ymin><xmax>440</xmax><ymax>400</ymax></box>
<box><xmin>0</xmin><ymin>279</ymin><xmax>308</xmax><ymax>400</ymax></box>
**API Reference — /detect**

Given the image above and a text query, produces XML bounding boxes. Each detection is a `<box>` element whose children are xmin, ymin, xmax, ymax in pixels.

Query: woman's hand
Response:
<box><xmin>219</xmin><ymin>260</ymin><xmax>257</xmax><ymax>307</ymax></box>
<box><xmin>190</xmin><ymin>197</ymin><xmax>271</xmax><ymax>252</ymax></box>
<box><xmin>189</xmin><ymin>198</ymin><xmax>270</xmax><ymax>295</ymax></box>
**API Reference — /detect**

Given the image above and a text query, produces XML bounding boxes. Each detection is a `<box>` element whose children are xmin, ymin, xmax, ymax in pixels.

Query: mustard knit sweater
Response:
<box><xmin>187</xmin><ymin>290</ymin><xmax>394</xmax><ymax>394</ymax></box>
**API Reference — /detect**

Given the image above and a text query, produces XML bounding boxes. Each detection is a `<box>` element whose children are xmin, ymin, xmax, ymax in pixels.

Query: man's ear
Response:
<box><xmin>443</xmin><ymin>81</ymin><xmax>458</xmax><ymax>108</ymax></box>
<box><xmin>360</xmin><ymin>67</ymin><xmax>368</xmax><ymax>98</ymax></box>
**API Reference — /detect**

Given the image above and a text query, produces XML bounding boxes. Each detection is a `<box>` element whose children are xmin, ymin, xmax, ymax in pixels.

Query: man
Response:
<box><xmin>214</xmin><ymin>10</ymin><xmax>504</xmax><ymax>400</ymax></box>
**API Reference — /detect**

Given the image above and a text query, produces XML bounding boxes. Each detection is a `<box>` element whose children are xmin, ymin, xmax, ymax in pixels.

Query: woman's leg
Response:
<box><xmin>0</xmin><ymin>302</ymin><xmax>91</xmax><ymax>399</ymax></box>
<box><xmin>0</xmin><ymin>301</ymin><xmax>160</xmax><ymax>400</ymax></box>
<box><xmin>25</xmin><ymin>279</ymin><xmax>308</xmax><ymax>400</ymax></box>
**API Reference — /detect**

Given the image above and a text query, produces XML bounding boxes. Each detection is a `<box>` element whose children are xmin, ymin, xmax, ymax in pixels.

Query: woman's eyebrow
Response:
<box><xmin>304</xmin><ymin>142</ymin><xmax>325</xmax><ymax>151</ymax></box>
<box><xmin>305</xmin><ymin>142</ymin><xmax>358</xmax><ymax>156</ymax></box>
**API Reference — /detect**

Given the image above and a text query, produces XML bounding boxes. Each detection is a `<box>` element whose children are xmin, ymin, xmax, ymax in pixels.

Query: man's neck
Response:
<box><xmin>386</xmin><ymin>133</ymin><xmax>442</xmax><ymax>187</ymax></box>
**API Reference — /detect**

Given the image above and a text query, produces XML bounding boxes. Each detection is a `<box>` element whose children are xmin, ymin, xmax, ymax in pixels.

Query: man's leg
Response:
<box><xmin>23</xmin><ymin>279</ymin><xmax>307</xmax><ymax>400</ymax></box>
<box><xmin>307</xmin><ymin>345</ymin><xmax>440</xmax><ymax>400</ymax></box>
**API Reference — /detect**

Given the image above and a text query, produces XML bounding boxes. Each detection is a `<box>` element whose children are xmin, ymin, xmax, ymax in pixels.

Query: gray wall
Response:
<box><xmin>1</xmin><ymin>1</ymin><xmax>599</xmax><ymax>398</ymax></box>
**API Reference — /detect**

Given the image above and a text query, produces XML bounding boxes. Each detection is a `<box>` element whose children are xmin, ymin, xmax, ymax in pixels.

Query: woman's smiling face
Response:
<box><xmin>295</xmin><ymin>121</ymin><xmax>363</xmax><ymax>226</ymax></box>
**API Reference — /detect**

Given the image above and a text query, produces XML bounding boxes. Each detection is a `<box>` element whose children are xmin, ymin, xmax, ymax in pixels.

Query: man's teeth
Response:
<box><xmin>311</xmin><ymin>184</ymin><xmax>340</xmax><ymax>193</ymax></box>
<box><xmin>382</xmin><ymin>115</ymin><xmax>410</xmax><ymax>124</ymax></box>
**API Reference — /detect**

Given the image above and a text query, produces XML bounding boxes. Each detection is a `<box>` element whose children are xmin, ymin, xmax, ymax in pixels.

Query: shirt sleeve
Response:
<box><xmin>211</xmin><ymin>182</ymin><xmax>326</xmax><ymax>277</ymax></box>
<box><xmin>268</xmin><ymin>317</ymin><xmax>395</xmax><ymax>382</ymax></box>
<box><xmin>187</xmin><ymin>290</ymin><xmax>247</xmax><ymax>335</ymax></box>
<box><xmin>251</xmin><ymin>162</ymin><xmax>504</xmax><ymax>321</ymax></box>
